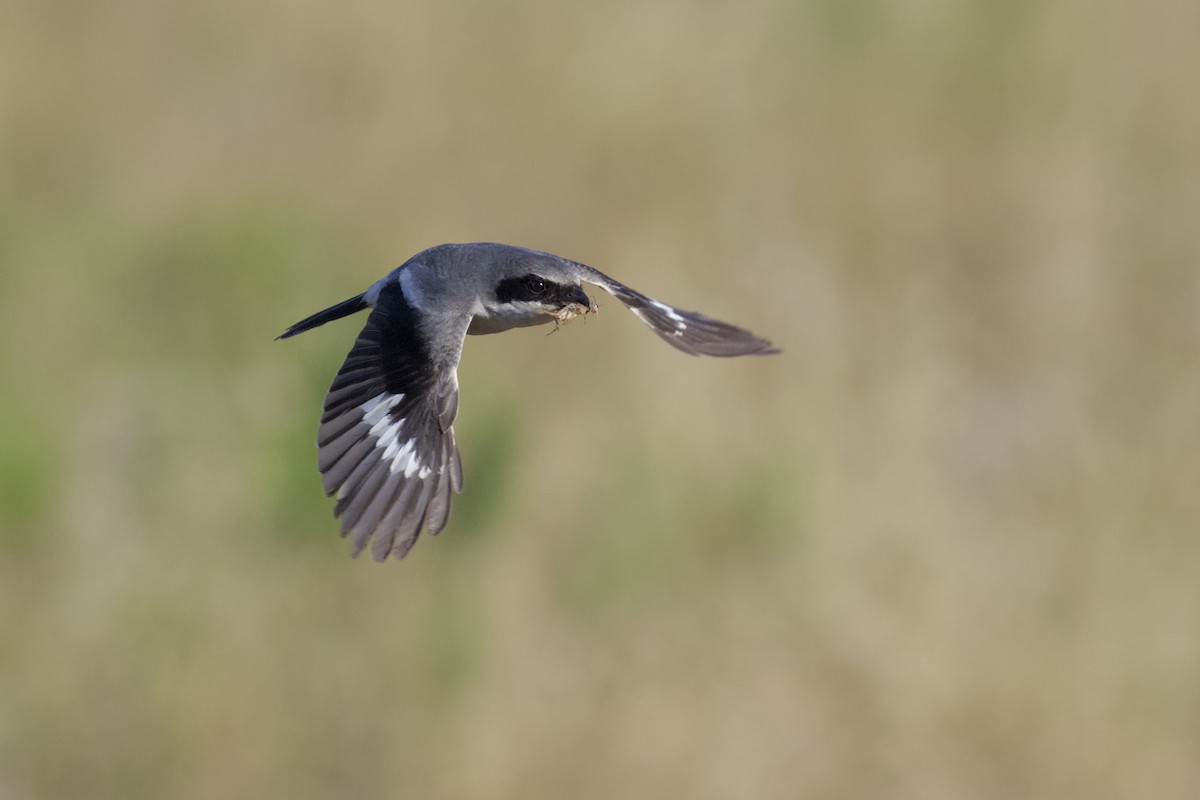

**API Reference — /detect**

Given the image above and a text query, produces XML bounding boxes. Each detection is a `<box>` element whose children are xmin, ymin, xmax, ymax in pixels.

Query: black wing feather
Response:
<box><xmin>315</xmin><ymin>282</ymin><xmax>464</xmax><ymax>560</ymax></box>
<box><xmin>581</xmin><ymin>269</ymin><xmax>779</xmax><ymax>356</ymax></box>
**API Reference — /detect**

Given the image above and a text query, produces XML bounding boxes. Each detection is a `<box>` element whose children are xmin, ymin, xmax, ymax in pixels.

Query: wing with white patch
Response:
<box><xmin>581</xmin><ymin>269</ymin><xmax>779</xmax><ymax>357</ymax></box>
<box><xmin>317</xmin><ymin>281</ymin><xmax>464</xmax><ymax>561</ymax></box>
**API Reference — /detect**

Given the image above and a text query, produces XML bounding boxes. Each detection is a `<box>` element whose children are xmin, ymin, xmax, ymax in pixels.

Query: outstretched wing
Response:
<box><xmin>317</xmin><ymin>282</ymin><xmax>464</xmax><ymax>561</ymax></box>
<box><xmin>581</xmin><ymin>268</ymin><xmax>779</xmax><ymax>357</ymax></box>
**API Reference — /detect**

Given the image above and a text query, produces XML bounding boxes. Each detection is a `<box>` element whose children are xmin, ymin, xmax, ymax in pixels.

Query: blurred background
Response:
<box><xmin>2</xmin><ymin>0</ymin><xmax>1198</xmax><ymax>797</ymax></box>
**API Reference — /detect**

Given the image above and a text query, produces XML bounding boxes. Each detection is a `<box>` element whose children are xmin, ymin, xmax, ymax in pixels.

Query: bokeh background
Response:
<box><xmin>2</xmin><ymin>0</ymin><xmax>1199</xmax><ymax>797</ymax></box>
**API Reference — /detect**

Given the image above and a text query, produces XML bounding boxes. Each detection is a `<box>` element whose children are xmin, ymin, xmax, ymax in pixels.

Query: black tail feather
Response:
<box><xmin>277</xmin><ymin>294</ymin><xmax>369</xmax><ymax>340</ymax></box>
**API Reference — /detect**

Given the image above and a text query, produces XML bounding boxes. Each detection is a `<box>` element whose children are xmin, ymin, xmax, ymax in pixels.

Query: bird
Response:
<box><xmin>278</xmin><ymin>242</ymin><xmax>778</xmax><ymax>561</ymax></box>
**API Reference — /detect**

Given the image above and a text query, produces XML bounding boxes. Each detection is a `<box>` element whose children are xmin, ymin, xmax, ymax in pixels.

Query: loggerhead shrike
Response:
<box><xmin>279</xmin><ymin>242</ymin><xmax>778</xmax><ymax>561</ymax></box>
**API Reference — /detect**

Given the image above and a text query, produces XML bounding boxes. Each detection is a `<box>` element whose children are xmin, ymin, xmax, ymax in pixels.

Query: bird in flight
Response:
<box><xmin>279</xmin><ymin>243</ymin><xmax>778</xmax><ymax>561</ymax></box>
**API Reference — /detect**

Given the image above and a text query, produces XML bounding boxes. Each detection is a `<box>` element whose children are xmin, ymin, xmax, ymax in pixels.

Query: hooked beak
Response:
<box><xmin>563</xmin><ymin>285</ymin><xmax>592</xmax><ymax>310</ymax></box>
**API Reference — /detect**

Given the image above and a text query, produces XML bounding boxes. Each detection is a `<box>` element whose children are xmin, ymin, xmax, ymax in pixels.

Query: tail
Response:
<box><xmin>276</xmin><ymin>294</ymin><xmax>369</xmax><ymax>340</ymax></box>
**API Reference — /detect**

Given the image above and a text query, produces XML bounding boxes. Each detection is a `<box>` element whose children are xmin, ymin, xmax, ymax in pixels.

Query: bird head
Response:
<box><xmin>471</xmin><ymin>246</ymin><xmax>595</xmax><ymax>332</ymax></box>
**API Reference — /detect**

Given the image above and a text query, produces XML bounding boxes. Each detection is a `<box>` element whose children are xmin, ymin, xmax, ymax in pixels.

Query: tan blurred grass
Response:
<box><xmin>2</xmin><ymin>0</ymin><xmax>1199</xmax><ymax>798</ymax></box>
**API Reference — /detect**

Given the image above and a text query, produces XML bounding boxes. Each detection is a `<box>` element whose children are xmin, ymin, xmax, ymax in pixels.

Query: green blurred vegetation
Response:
<box><xmin>2</xmin><ymin>0</ymin><xmax>1199</xmax><ymax>797</ymax></box>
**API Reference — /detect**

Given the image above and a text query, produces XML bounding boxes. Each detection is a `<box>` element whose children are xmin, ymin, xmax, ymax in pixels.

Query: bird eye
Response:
<box><xmin>525</xmin><ymin>276</ymin><xmax>547</xmax><ymax>296</ymax></box>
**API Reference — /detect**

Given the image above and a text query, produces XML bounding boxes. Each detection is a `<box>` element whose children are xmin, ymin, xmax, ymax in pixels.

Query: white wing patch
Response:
<box><xmin>650</xmin><ymin>300</ymin><xmax>689</xmax><ymax>337</ymax></box>
<box><xmin>360</xmin><ymin>392</ymin><xmax>401</xmax><ymax>425</ymax></box>
<box><xmin>358</xmin><ymin>392</ymin><xmax>427</xmax><ymax>478</ymax></box>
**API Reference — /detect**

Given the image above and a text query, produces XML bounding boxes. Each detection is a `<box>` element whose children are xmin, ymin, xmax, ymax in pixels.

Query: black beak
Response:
<box><xmin>564</xmin><ymin>285</ymin><xmax>592</xmax><ymax>309</ymax></box>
